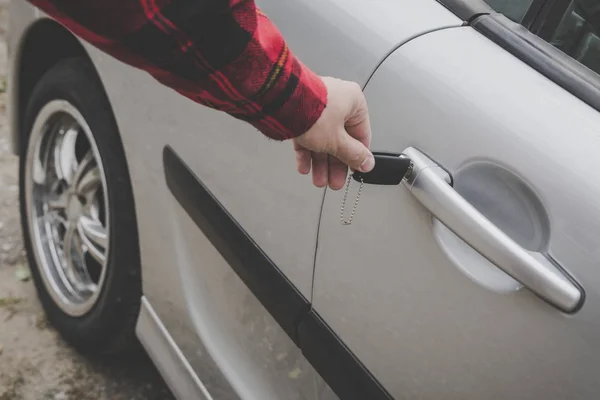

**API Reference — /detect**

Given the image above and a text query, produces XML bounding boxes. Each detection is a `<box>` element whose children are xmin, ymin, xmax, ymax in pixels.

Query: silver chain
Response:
<box><xmin>340</xmin><ymin>174</ymin><xmax>363</xmax><ymax>225</ymax></box>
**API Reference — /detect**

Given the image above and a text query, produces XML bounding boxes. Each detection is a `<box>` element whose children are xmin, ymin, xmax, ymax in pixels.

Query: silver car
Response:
<box><xmin>8</xmin><ymin>0</ymin><xmax>600</xmax><ymax>398</ymax></box>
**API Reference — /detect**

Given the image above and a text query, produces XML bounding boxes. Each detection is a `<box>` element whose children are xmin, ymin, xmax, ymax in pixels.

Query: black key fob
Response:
<box><xmin>352</xmin><ymin>152</ymin><xmax>412</xmax><ymax>185</ymax></box>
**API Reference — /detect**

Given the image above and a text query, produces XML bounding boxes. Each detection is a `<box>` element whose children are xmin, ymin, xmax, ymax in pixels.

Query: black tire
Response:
<box><xmin>19</xmin><ymin>57</ymin><xmax>142</xmax><ymax>356</ymax></box>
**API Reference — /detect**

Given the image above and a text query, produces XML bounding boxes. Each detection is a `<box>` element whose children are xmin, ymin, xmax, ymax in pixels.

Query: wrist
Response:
<box><xmin>251</xmin><ymin>62</ymin><xmax>328</xmax><ymax>140</ymax></box>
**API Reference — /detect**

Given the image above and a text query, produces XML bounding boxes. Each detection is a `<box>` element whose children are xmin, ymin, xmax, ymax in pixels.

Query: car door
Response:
<box><xmin>74</xmin><ymin>0</ymin><xmax>461</xmax><ymax>398</ymax></box>
<box><xmin>312</xmin><ymin>1</ymin><xmax>600</xmax><ymax>399</ymax></box>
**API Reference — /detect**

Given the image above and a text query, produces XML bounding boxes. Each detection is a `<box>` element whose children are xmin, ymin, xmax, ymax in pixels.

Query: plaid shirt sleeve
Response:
<box><xmin>25</xmin><ymin>0</ymin><xmax>328</xmax><ymax>141</ymax></box>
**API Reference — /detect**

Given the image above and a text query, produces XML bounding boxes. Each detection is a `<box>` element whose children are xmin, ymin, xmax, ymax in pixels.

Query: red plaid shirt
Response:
<box><xmin>25</xmin><ymin>0</ymin><xmax>328</xmax><ymax>140</ymax></box>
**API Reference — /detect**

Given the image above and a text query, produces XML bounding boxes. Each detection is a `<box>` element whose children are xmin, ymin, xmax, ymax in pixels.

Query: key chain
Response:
<box><xmin>340</xmin><ymin>153</ymin><xmax>413</xmax><ymax>226</ymax></box>
<box><xmin>340</xmin><ymin>173</ymin><xmax>363</xmax><ymax>225</ymax></box>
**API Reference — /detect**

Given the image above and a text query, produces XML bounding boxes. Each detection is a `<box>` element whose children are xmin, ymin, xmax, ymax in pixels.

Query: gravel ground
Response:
<box><xmin>0</xmin><ymin>5</ymin><xmax>175</xmax><ymax>400</ymax></box>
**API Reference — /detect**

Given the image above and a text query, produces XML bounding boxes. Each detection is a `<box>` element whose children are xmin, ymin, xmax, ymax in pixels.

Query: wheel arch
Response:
<box><xmin>11</xmin><ymin>18</ymin><xmax>144</xmax><ymax>291</ymax></box>
<box><xmin>10</xmin><ymin>19</ymin><xmax>93</xmax><ymax>154</ymax></box>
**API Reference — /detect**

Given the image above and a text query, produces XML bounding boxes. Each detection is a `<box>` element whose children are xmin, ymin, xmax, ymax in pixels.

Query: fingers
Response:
<box><xmin>337</xmin><ymin>83</ymin><xmax>373</xmax><ymax>173</ymax></box>
<box><xmin>294</xmin><ymin>142</ymin><xmax>311</xmax><ymax>175</ymax></box>
<box><xmin>311</xmin><ymin>152</ymin><xmax>329</xmax><ymax>188</ymax></box>
<box><xmin>333</xmin><ymin>129</ymin><xmax>375</xmax><ymax>173</ymax></box>
<box><xmin>328</xmin><ymin>156</ymin><xmax>348</xmax><ymax>190</ymax></box>
<box><xmin>291</xmin><ymin>77</ymin><xmax>374</xmax><ymax>188</ymax></box>
<box><xmin>346</xmin><ymin>112</ymin><xmax>371</xmax><ymax>151</ymax></box>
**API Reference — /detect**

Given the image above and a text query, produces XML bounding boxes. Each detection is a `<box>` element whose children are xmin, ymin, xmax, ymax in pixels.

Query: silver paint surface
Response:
<box><xmin>314</xmin><ymin>26</ymin><xmax>600</xmax><ymax>399</ymax></box>
<box><xmin>68</xmin><ymin>1</ymin><xmax>459</xmax><ymax>398</ymax></box>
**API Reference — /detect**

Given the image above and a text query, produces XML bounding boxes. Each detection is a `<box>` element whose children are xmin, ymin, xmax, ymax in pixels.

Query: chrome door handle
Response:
<box><xmin>400</xmin><ymin>147</ymin><xmax>583</xmax><ymax>313</ymax></box>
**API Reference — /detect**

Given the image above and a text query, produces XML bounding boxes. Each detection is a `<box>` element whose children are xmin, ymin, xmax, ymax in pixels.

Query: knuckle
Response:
<box><xmin>325</xmin><ymin>134</ymin><xmax>342</xmax><ymax>155</ymax></box>
<box><xmin>350</xmin><ymin>148</ymin><xmax>366</xmax><ymax>164</ymax></box>
<box><xmin>336</xmin><ymin>140</ymin><xmax>365</xmax><ymax>166</ymax></box>
<box><xmin>330</xmin><ymin>136</ymin><xmax>346</xmax><ymax>157</ymax></box>
<box><xmin>349</xmin><ymin>81</ymin><xmax>361</xmax><ymax>93</ymax></box>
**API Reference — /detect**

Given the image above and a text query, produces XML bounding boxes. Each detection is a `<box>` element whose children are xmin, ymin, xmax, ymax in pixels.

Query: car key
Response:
<box><xmin>352</xmin><ymin>152</ymin><xmax>413</xmax><ymax>185</ymax></box>
<box><xmin>341</xmin><ymin>152</ymin><xmax>413</xmax><ymax>225</ymax></box>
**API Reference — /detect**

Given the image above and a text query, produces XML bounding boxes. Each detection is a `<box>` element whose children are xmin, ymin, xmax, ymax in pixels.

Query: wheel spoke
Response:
<box><xmin>53</xmin><ymin>126</ymin><xmax>79</xmax><ymax>184</ymax></box>
<box><xmin>62</xmin><ymin>222</ymin><xmax>99</xmax><ymax>293</ymax></box>
<box><xmin>62</xmin><ymin>222</ymin><xmax>83</xmax><ymax>291</ymax></box>
<box><xmin>32</xmin><ymin>154</ymin><xmax>47</xmax><ymax>185</ymax></box>
<box><xmin>72</xmin><ymin>151</ymin><xmax>95</xmax><ymax>191</ymax></box>
<box><xmin>78</xmin><ymin>215</ymin><xmax>108</xmax><ymax>250</ymax></box>
<box><xmin>44</xmin><ymin>220</ymin><xmax>82</xmax><ymax>301</ymax></box>
<box><xmin>72</xmin><ymin>232</ymin><xmax>98</xmax><ymax>293</ymax></box>
<box><xmin>33</xmin><ymin>121</ymin><xmax>61</xmax><ymax>185</ymax></box>
<box><xmin>77</xmin><ymin>219</ymin><xmax>107</xmax><ymax>264</ymax></box>
<box><xmin>76</xmin><ymin>164</ymin><xmax>101</xmax><ymax>196</ymax></box>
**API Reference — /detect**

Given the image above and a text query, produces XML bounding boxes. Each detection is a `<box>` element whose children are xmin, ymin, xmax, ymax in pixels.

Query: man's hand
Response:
<box><xmin>293</xmin><ymin>77</ymin><xmax>375</xmax><ymax>190</ymax></box>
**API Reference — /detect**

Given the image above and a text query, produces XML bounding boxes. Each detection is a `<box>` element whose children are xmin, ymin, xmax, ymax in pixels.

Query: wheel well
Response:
<box><xmin>15</xmin><ymin>19</ymin><xmax>93</xmax><ymax>151</ymax></box>
<box><xmin>15</xmin><ymin>20</ymin><xmax>144</xmax><ymax>291</ymax></box>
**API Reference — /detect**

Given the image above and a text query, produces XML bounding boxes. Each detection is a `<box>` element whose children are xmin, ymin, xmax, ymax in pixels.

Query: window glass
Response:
<box><xmin>483</xmin><ymin>0</ymin><xmax>600</xmax><ymax>76</ymax></box>
<box><xmin>548</xmin><ymin>1</ymin><xmax>600</xmax><ymax>75</ymax></box>
<box><xmin>484</xmin><ymin>0</ymin><xmax>534</xmax><ymax>22</ymax></box>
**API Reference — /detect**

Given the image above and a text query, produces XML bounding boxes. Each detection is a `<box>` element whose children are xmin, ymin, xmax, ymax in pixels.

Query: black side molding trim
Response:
<box><xmin>472</xmin><ymin>13</ymin><xmax>600</xmax><ymax>114</ymax></box>
<box><xmin>298</xmin><ymin>311</ymin><xmax>394</xmax><ymax>400</ymax></box>
<box><xmin>163</xmin><ymin>145</ymin><xmax>309</xmax><ymax>344</ymax></box>
<box><xmin>163</xmin><ymin>145</ymin><xmax>393</xmax><ymax>400</ymax></box>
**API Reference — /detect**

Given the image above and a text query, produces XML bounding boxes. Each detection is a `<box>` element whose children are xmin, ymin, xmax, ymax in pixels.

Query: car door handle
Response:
<box><xmin>367</xmin><ymin>147</ymin><xmax>583</xmax><ymax>313</ymax></box>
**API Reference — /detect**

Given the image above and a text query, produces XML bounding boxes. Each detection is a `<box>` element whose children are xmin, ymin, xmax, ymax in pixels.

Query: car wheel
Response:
<box><xmin>19</xmin><ymin>57</ymin><xmax>142</xmax><ymax>355</ymax></box>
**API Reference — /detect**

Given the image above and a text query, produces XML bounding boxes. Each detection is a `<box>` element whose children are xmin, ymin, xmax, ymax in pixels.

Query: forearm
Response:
<box><xmin>25</xmin><ymin>0</ymin><xmax>327</xmax><ymax>140</ymax></box>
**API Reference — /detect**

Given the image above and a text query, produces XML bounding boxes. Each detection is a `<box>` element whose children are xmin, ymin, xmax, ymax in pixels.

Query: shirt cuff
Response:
<box><xmin>248</xmin><ymin>59</ymin><xmax>328</xmax><ymax>141</ymax></box>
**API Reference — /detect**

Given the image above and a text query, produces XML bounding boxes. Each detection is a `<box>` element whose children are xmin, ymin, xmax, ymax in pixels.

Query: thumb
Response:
<box><xmin>334</xmin><ymin>131</ymin><xmax>375</xmax><ymax>173</ymax></box>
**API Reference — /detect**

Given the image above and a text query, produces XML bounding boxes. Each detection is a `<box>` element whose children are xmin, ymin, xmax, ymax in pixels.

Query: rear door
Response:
<box><xmin>312</xmin><ymin>1</ymin><xmax>600</xmax><ymax>398</ymax></box>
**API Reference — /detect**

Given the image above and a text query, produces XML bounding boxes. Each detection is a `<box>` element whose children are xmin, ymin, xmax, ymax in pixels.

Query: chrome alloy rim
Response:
<box><xmin>25</xmin><ymin>100</ymin><xmax>110</xmax><ymax>317</ymax></box>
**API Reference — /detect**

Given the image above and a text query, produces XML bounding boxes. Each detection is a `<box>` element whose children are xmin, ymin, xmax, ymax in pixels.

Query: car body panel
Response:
<box><xmin>136</xmin><ymin>297</ymin><xmax>213</xmax><ymax>400</ymax></box>
<box><xmin>20</xmin><ymin>1</ymin><xmax>600</xmax><ymax>399</ymax></box>
<box><xmin>6</xmin><ymin>0</ymin><xmax>462</xmax><ymax>399</ymax></box>
<box><xmin>75</xmin><ymin>2</ymin><xmax>460</xmax><ymax>399</ymax></box>
<box><xmin>314</xmin><ymin>25</ymin><xmax>600</xmax><ymax>399</ymax></box>
<box><xmin>259</xmin><ymin>0</ymin><xmax>461</xmax><ymax>86</ymax></box>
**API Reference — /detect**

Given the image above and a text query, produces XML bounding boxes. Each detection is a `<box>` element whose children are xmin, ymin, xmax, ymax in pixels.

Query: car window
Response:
<box><xmin>548</xmin><ymin>1</ymin><xmax>600</xmax><ymax>75</ymax></box>
<box><xmin>484</xmin><ymin>0</ymin><xmax>534</xmax><ymax>22</ymax></box>
<box><xmin>484</xmin><ymin>0</ymin><xmax>600</xmax><ymax>77</ymax></box>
